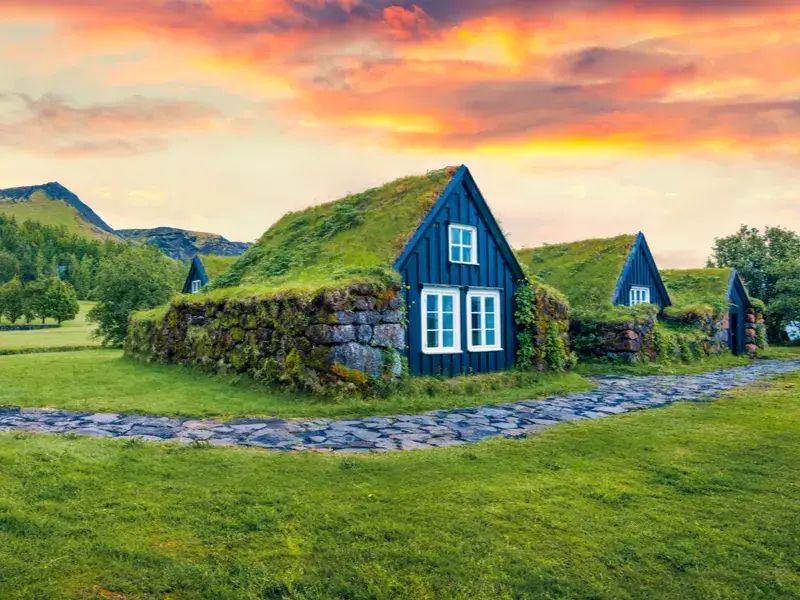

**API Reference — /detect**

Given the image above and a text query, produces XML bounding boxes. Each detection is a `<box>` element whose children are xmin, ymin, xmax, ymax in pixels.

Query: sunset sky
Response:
<box><xmin>1</xmin><ymin>0</ymin><xmax>798</xmax><ymax>266</ymax></box>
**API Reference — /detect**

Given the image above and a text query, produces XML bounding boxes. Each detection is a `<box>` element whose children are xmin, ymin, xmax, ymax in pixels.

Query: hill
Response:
<box><xmin>116</xmin><ymin>227</ymin><xmax>251</xmax><ymax>262</ymax></box>
<box><xmin>0</xmin><ymin>183</ymin><xmax>120</xmax><ymax>242</ymax></box>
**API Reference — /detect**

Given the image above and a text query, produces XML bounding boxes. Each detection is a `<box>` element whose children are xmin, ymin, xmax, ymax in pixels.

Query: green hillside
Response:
<box><xmin>0</xmin><ymin>186</ymin><xmax>119</xmax><ymax>242</ymax></box>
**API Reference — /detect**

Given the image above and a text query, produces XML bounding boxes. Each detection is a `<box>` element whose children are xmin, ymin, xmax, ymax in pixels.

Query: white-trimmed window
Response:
<box><xmin>629</xmin><ymin>286</ymin><xmax>651</xmax><ymax>305</ymax></box>
<box><xmin>191</xmin><ymin>279</ymin><xmax>203</xmax><ymax>294</ymax></box>
<box><xmin>421</xmin><ymin>287</ymin><xmax>461</xmax><ymax>354</ymax></box>
<box><xmin>467</xmin><ymin>289</ymin><xmax>502</xmax><ymax>352</ymax></box>
<box><xmin>449</xmin><ymin>224</ymin><xmax>478</xmax><ymax>265</ymax></box>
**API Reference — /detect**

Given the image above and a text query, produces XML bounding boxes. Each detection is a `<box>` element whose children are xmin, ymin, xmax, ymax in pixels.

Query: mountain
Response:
<box><xmin>0</xmin><ymin>182</ymin><xmax>120</xmax><ymax>241</ymax></box>
<box><xmin>116</xmin><ymin>227</ymin><xmax>251</xmax><ymax>262</ymax></box>
<box><xmin>0</xmin><ymin>182</ymin><xmax>251</xmax><ymax>261</ymax></box>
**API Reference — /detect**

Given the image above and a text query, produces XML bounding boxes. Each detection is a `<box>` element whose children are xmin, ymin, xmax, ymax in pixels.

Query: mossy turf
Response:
<box><xmin>660</xmin><ymin>268</ymin><xmax>734</xmax><ymax>318</ymax></box>
<box><xmin>517</xmin><ymin>234</ymin><xmax>636</xmax><ymax>312</ymax></box>
<box><xmin>197</xmin><ymin>254</ymin><xmax>238</xmax><ymax>281</ymax></box>
<box><xmin>0</xmin><ymin>302</ymin><xmax>99</xmax><ymax>351</ymax></box>
<box><xmin>0</xmin><ymin>191</ymin><xmax>117</xmax><ymax>241</ymax></box>
<box><xmin>0</xmin><ymin>350</ymin><xmax>592</xmax><ymax>419</ymax></box>
<box><xmin>2</xmin><ymin>374</ymin><xmax>800</xmax><ymax>599</ymax></box>
<box><xmin>204</xmin><ymin>167</ymin><xmax>458</xmax><ymax>295</ymax></box>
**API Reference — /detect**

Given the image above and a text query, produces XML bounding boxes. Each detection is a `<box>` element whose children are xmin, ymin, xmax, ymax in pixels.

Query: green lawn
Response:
<box><xmin>575</xmin><ymin>353</ymin><xmax>754</xmax><ymax>376</ymax></box>
<box><xmin>1</xmin><ymin>373</ymin><xmax>799</xmax><ymax>599</ymax></box>
<box><xmin>0</xmin><ymin>350</ymin><xmax>592</xmax><ymax>419</ymax></box>
<box><xmin>758</xmin><ymin>345</ymin><xmax>800</xmax><ymax>360</ymax></box>
<box><xmin>0</xmin><ymin>301</ymin><xmax>99</xmax><ymax>351</ymax></box>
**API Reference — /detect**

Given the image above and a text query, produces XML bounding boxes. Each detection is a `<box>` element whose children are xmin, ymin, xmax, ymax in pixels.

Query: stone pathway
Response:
<box><xmin>2</xmin><ymin>360</ymin><xmax>800</xmax><ymax>453</ymax></box>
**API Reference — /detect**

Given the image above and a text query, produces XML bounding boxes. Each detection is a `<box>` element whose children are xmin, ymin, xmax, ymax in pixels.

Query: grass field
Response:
<box><xmin>0</xmin><ymin>349</ymin><xmax>593</xmax><ymax>419</ymax></box>
<box><xmin>1</xmin><ymin>373</ymin><xmax>799</xmax><ymax>599</ymax></box>
<box><xmin>0</xmin><ymin>301</ymin><xmax>99</xmax><ymax>351</ymax></box>
<box><xmin>575</xmin><ymin>353</ymin><xmax>754</xmax><ymax>376</ymax></box>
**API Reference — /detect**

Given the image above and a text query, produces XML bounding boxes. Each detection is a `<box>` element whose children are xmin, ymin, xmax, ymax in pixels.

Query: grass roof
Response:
<box><xmin>660</xmin><ymin>268</ymin><xmax>733</xmax><ymax>307</ymax></box>
<box><xmin>204</xmin><ymin>167</ymin><xmax>459</xmax><ymax>295</ymax></box>
<box><xmin>198</xmin><ymin>254</ymin><xmax>238</xmax><ymax>281</ymax></box>
<box><xmin>660</xmin><ymin>268</ymin><xmax>737</xmax><ymax>319</ymax></box>
<box><xmin>516</xmin><ymin>235</ymin><xmax>637</xmax><ymax>312</ymax></box>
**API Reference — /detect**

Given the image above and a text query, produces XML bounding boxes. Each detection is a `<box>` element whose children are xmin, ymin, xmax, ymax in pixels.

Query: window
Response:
<box><xmin>467</xmin><ymin>290</ymin><xmax>502</xmax><ymax>351</ymax></box>
<box><xmin>191</xmin><ymin>279</ymin><xmax>203</xmax><ymax>294</ymax></box>
<box><xmin>449</xmin><ymin>224</ymin><xmax>477</xmax><ymax>265</ymax></box>
<box><xmin>629</xmin><ymin>286</ymin><xmax>650</xmax><ymax>305</ymax></box>
<box><xmin>421</xmin><ymin>287</ymin><xmax>461</xmax><ymax>354</ymax></box>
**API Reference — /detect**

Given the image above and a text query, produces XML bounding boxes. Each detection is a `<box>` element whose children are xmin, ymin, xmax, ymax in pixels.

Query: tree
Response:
<box><xmin>708</xmin><ymin>226</ymin><xmax>800</xmax><ymax>340</ymax></box>
<box><xmin>766</xmin><ymin>259</ymin><xmax>800</xmax><ymax>339</ymax></box>
<box><xmin>46</xmin><ymin>279</ymin><xmax>80</xmax><ymax>324</ymax></box>
<box><xmin>24</xmin><ymin>280</ymin><xmax>50</xmax><ymax>324</ymax></box>
<box><xmin>88</xmin><ymin>245</ymin><xmax>184</xmax><ymax>346</ymax></box>
<box><xmin>0</xmin><ymin>251</ymin><xmax>19</xmax><ymax>284</ymax></box>
<box><xmin>0</xmin><ymin>278</ymin><xmax>24</xmax><ymax>324</ymax></box>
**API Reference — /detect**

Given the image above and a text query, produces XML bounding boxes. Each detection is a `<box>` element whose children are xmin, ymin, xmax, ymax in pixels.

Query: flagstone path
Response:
<box><xmin>2</xmin><ymin>360</ymin><xmax>799</xmax><ymax>453</ymax></box>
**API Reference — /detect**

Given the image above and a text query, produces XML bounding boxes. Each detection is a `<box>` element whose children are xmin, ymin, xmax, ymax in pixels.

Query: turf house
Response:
<box><xmin>126</xmin><ymin>166</ymin><xmax>571</xmax><ymax>393</ymax></box>
<box><xmin>660</xmin><ymin>268</ymin><xmax>767</xmax><ymax>356</ymax></box>
<box><xmin>182</xmin><ymin>254</ymin><xmax>238</xmax><ymax>294</ymax></box>
<box><xmin>517</xmin><ymin>233</ymin><xmax>679</xmax><ymax>362</ymax></box>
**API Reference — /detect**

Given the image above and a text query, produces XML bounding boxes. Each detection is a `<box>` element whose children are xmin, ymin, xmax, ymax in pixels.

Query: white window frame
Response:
<box><xmin>191</xmin><ymin>279</ymin><xmax>203</xmax><ymax>294</ymax></box>
<box><xmin>421</xmin><ymin>286</ymin><xmax>462</xmax><ymax>355</ymax></box>
<box><xmin>448</xmin><ymin>223</ymin><xmax>478</xmax><ymax>265</ymax></box>
<box><xmin>467</xmin><ymin>289</ymin><xmax>502</xmax><ymax>352</ymax></box>
<box><xmin>629</xmin><ymin>286</ymin><xmax>651</xmax><ymax>306</ymax></box>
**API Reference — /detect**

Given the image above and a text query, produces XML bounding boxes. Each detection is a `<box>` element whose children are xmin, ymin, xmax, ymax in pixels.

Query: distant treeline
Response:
<box><xmin>0</xmin><ymin>214</ymin><xmax>129</xmax><ymax>299</ymax></box>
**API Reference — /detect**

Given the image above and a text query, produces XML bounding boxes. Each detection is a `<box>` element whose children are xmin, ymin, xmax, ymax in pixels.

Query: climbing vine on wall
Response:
<box><xmin>514</xmin><ymin>278</ymin><xmax>573</xmax><ymax>372</ymax></box>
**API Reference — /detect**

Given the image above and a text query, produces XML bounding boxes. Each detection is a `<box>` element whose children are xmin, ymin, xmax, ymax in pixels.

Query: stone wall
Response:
<box><xmin>125</xmin><ymin>283</ymin><xmax>405</xmax><ymax>394</ymax></box>
<box><xmin>514</xmin><ymin>280</ymin><xmax>572</xmax><ymax>371</ymax></box>
<box><xmin>572</xmin><ymin>310</ymin><xmax>733</xmax><ymax>364</ymax></box>
<box><xmin>570</xmin><ymin>315</ymin><xmax>658</xmax><ymax>363</ymax></box>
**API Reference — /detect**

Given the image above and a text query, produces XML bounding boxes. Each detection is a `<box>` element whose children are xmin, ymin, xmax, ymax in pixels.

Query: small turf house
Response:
<box><xmin>127</xmin><ymin>166</ymin><xmax>552</xmax><ymax>391</ymax></box>
<box><xmin>182</xmin><ymin>255</ymin><xmax>238</xmax><ymax>294</ymax></box>
<box><xmin>517</xmin><ymin>233</ymin><xmax>671</xmax><ymax>312</ymax></box>
<box><xmin>660</xmin><ymin>268</ymin><xmax>762</xmax><ymax>355</ymax></box>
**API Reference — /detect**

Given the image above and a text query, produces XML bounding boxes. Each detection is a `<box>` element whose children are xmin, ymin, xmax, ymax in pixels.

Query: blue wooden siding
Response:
<box><xmin>396</xmin><ymin>172</ymin><xmax>522</xmax><ymax>377</ymax></box>
<box><xmin>613</xmin><ymin>234</ymin><xmax>671</xmax><ymax>310</ymax></box>
<box><xmin>727</xmin><ymin>272</ymin><xmax>750</xmax><ymax>355</ymax></box>
<box><xmin>181</xmin><ymin>256</ymin><xmax>207</xmax><ymax>293</ymax></box>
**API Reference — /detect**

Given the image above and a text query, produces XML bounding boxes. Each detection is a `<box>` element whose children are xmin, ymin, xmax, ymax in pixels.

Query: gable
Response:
<box><xmin>394</xmin><ymin>166</ymin><xmax>524</xmax><ymax>280</ymax></box>
<box><xmin>612</xmin><ymin>233</ymin><xmax>671</xmax><ymax>308</ymax></box>
<box><xmin>182</xmin><ymin>256</ymin><xmax>208</xmax><ymax>293</ymax></box>
<box><xmin>728</xmin><ymin>271</ymin><xmax>751</xmax><ymax>310</ymax></box>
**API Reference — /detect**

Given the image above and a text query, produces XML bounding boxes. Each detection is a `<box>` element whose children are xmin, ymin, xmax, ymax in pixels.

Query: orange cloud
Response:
<box><xmin>1</xmin><ymin>0</ymin><xmax>798</xmax><ymax>158</ymax></box>
<box><xmin>0</xmin><ymin>93</ymin><xmax>221</xmax><ymax>157</ymax></box>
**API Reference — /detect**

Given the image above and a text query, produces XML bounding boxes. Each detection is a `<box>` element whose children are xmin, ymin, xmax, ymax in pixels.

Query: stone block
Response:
<box><xmin>354</xmin><ymin>296</ymin><xmax>377</xmax><ymax>311</ymax></box>
<box><xmin>307</xmin><ymin>325</ymin><xmax>333</xmax><ymax>344</ymax></box>
<box><xmin>356</xmin><ymin>325</ymin><xmax>373</xmax><ymax>343</ymax></box>
<box><xmin>746</xmin><ymin>343</ymin><xmax>758</xmax><ymax>355</ymax></box>
<box><xmin>334</xmin><ymin>311</ymin><xmax>355</xmax><ymax>325</ymax></box>
<box><xmin>622</xmin><ymin>330</ymin><xmax>639</xmax><ymax>340</ymax></box>
<box><xmin>381</xmin><ymin>309</ymin><xmax>403</xmax><ymax>324</ymax></box>
<box><xmin>332</xmin><ymin>343</ymin><xmax>384</xmax><ymax>377</ymax></box>
<box><xmin>388</xmin><ymin>295</ymin><xmax>403</xmax><ymax>309</ymax></box>
<box><xmin>330</xmin><ymin>325</ymin><xmax>355</xmax><ymax>343</ymax></box>
<box><xmin>746</xmin><ymin>313</ymin><xmax>756</xmax><ymax>324</ymax></box>
<box><xmin>355</xmin><ymin>311</ymin><xmax>381</xmax><ymax>325</ymax></box>
<box><xmin>371</xmin><ymin>324</ymin><xmax>405</xmax><ymax>349</ymax></box>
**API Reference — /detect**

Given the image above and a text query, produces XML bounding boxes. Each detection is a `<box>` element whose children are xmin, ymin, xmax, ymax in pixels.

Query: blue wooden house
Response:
<box><xmin>393</xmin><ymin>166</ymin><xmax>525</xmax><ymax>377</ymax></box>
<box><xmin>517</xmin><ymin>232</ymin><xmax>672</xmax><ymax>313</ymax></box>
